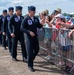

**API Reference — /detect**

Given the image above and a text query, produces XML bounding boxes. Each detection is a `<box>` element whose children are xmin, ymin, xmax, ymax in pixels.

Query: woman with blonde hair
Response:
<box><xmin>39</xmin><ymin>10</ymin><xmax>53</xmax><ymax>60</ymax></box>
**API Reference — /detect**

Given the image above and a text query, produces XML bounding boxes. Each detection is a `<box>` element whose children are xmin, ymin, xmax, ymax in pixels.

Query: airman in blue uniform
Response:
<box><xmin>3</xmin><ymin>7</ymin><xmax>14</xmax><ymax>54</ymax></box>
<box><xmin>0</xmin><ymin>15</ymin><xmax>3</xmax><ymax>46</ymax></box>
<box><xmin>8</xmin><ymin>6</ymin><xmax>27</xmax><ymax>61</ymax></box>
<box><xmin>0</xmin><ymin>10</ymin><xmax>7</xmax><ymax>50</ymax></box>
<box><xmin>21</xmin><ymin>6</ymin><xmax>43</xmax><ymax>72</ymax></box>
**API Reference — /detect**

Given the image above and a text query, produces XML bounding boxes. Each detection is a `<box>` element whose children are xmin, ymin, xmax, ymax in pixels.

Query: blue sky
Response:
<box><xmin>0</xmin><ymin>0</ymin><xmax>74</xmax><ymax>15</ymax></box>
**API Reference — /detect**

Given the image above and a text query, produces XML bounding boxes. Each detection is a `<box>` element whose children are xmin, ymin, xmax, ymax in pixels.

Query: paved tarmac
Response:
<box><xmin>0</xmin><ymin>46</ymin><xmax>69</xmax><ymax>75</ymax></box>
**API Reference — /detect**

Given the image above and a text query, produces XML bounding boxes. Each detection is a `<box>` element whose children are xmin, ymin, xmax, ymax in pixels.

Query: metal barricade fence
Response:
<box><xmin>38</xmin><ymin>27</ymin><xmax>74</xmax><ymax>73</ymax></box>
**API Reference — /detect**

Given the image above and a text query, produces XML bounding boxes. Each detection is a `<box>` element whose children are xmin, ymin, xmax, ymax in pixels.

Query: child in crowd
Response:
<box><xmin>55</xmin><ymin>14</ymin><xmax>73</xmax><ymax>72</ymax></box>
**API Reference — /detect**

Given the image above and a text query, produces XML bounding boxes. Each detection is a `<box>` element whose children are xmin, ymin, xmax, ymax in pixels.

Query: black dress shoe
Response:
<box><xmin>28</xmin><ymin>67</ymin><xmax>35</xmax><ymax>72</ymax></box>
<box><xmin>12</xmin><ymin>58</ymin><xmax>18</xmax><ymax>61</ymax></box>
<box><xmin>23</xmin><ymin>58</ymin><xmax>27</xmax><ymax>63</ymax></box>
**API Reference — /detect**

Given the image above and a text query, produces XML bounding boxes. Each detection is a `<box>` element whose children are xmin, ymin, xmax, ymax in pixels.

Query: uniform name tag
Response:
<box><xmin>28</xmin><ymin>20</ymin><xmax>32</xmax><ymax>25</ymax></box>
<box><xmin>7</xmin><ymin>17</ymin><xmax>10</xmax><ymax>21</ymax></box>
<box><xmin>15</xmin><ymin>17</ymin><xmax>19</xmax><ymax>22</ymax></box>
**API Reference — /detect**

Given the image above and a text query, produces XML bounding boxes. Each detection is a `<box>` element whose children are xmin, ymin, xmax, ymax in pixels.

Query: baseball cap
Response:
<box><xmin>55</xmin><ymin>14</ymin><xmax>64</xmax><ymax>19</ymax></box>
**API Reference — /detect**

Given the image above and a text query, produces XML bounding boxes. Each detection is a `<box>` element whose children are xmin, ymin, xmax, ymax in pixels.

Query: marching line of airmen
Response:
<box><xmin>0</xmin><ymin>6</ymin><xmax>44</xmax><ymax>72</ymax></box>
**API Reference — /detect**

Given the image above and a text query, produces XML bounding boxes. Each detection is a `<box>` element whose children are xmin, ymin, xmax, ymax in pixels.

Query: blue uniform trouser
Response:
<box><xmin>2</xmin><ymin>34</ymin><xmax>7</xmax><ymax>48</ymax></box>
<box><xmin>26</xmin><ymin>36</ymin><xmax>39</xmax><ymax>68</ymax></box>
<box><xmin>11</xmin><ymin>34</ymin><xmax>27</xmax><ymax>59</ymax></box>
<box><xmin>6</xmin><ymin>31</ymin><xmax>12</xmax><ymax>53</ymax></box>
<box><xmin>0</xmin><ymin>33</ymin><xmax>2</xmax><ymax>45</ymax></box>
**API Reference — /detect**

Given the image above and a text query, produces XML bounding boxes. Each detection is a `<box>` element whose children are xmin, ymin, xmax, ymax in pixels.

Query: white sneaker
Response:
<box><xmin>57</xmin><ymin>62</ymin><xmax>62</xmax><ymax>66</ymax></box>
<box><xmin>47</xmin><ymin>56</ymin><xmax>54</xmax><ymax>60</ymax></box>
<box><xmin>44</xmin><ymin>56</ymin><xmax>49</xmax><ymax>59</ymax></box>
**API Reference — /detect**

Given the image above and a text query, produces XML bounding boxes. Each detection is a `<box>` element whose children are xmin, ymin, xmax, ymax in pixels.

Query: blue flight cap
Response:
<box><xmin>28</xmin><ymin>6</ymin><xmax>36</xmax><ymax>11</ymax></box>
<box><xmin>16</xmin><ymin>6</ymin><xmax>22</xmax><ymax>10</ymax></box>
<box><xmin>65</xmin><ymin>15</ymin><xmax>71</xmax><ymax>19</ymax></box>
<box><xmin>3</xmin><ymin>10</ymin><xmax>7</xmax><ymax>13</ymax></box>
<box><xmin>8</xmin><ymin>7</ymin><xmax>14</xmax><ymax>11</ymax></box>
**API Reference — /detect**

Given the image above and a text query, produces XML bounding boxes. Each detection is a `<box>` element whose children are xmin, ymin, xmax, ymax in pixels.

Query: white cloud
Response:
<box><xmin>12</xmin><ymin>0</ymin><xmax>23</xmax><ymax>4</ymax></box>
<box><xmin>0</xmin><ymin>0</ymin><xmax>74</xmax><ymax>15</ymax></box>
